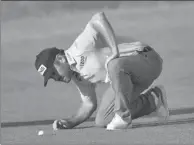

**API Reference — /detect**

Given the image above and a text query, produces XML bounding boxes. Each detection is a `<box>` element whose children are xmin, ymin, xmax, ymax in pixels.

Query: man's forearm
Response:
<box><xmin>91</xmin><ymin>12</ymin><xmax>119</xmax><ymax>56</ymax></box>
<box><xmin>68</xmin><ymin>103</ymin><xmax>96</xmax><ymax>128</ymax></box>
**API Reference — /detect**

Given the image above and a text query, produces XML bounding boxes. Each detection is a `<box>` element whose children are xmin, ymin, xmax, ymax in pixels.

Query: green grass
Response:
<box><xmin>2</xmin><ymin>121</ymin><xmax>194</xmax><ymax>145</ymax></box>
<box><xmin>1</xmin><ymin>2</ymin><xmax>194</xmax><ymax>145</ymax></box>
<box><xmin>1</xmin><ymin>2</ymin><xmax>194</xmax><ymax>123</ymax></box>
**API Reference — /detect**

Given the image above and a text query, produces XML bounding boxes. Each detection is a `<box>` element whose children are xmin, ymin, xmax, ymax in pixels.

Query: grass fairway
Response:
<box><xmin>1</xmin><ymin>1</ymin><xmax>194</xmax><ymax>145</ymax></box>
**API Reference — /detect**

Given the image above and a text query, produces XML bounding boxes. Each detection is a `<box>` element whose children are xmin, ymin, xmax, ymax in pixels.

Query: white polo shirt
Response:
<box><xmin>65</xmin><ymin>18</ymin><xmax>147</xmax><ymax>103</ymax></box>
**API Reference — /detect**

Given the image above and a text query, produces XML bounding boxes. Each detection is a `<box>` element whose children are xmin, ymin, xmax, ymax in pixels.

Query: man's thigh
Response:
<box><xmin>108</xmin><ymin>51</ymin><xmax>162</xmax><ymax>86</ymax></box>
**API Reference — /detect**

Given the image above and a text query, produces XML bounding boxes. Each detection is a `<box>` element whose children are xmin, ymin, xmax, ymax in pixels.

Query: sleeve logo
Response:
<box><xmin>65</xmin><ymin>51</ymin><xmax>76</xmax><ymax>65</ymax></box>
<box><xmin>38</xmin><ymin>64</ymin><xmax>47</xmax><ymax>76</ymax></box>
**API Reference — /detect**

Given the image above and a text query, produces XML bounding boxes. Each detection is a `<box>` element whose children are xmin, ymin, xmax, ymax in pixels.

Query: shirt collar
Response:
<box><xmin>65</xmin><ymin>50</ymin><xmax>76</xmax><ymax>65</ymax></box>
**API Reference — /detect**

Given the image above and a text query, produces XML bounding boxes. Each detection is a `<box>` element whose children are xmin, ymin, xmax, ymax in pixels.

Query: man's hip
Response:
<box><xmin>108</xmin><ymin>46</ymin><xmax>163</xmax><ymax>86</ymax></box>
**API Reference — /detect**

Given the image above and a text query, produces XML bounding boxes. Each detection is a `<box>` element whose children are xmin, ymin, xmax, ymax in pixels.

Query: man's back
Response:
<box><xmin>65</xmin><ymin>12</ymin><xmax>149</xmax><ymax>83</ymax></box>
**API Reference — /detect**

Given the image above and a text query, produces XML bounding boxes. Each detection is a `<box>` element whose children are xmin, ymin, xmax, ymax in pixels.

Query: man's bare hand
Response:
<box><xmin>53</xmin><ymin>119</ymin><xmax>74</xmax><ymax>130</ymax></box>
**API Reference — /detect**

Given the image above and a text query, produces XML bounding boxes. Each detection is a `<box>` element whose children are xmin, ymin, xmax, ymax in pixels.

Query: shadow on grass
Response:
<box><xmin>1</xmin><ymin>107</ymin><xmax>194</xmax><ymax>128</ymax></box>
<box><xmin>132</xmin><ymin>117</ymin><xmax>194</xmax><ymax>129</ymax></box>
<box><xmin>73</xmin><ymin>125</ymin><xmax>95</xmax><ymax>129</ymax></box>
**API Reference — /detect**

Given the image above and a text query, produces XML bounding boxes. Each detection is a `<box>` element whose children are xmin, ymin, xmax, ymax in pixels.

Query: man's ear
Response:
<box><xmin>56</xmin><ymin>54</ymin><xmax>66</xmax><ymax>63</ymax></box>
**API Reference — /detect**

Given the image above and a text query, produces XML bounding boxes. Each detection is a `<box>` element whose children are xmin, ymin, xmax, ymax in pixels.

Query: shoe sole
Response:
<box><xmin>155</xmin><ymin>85</ymin><xmax>170</xmax><ymax>121</ymax></box>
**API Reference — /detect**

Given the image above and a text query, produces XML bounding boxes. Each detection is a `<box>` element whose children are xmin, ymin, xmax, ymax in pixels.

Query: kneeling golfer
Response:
<box><xmin>35</xmin><ymin>12</ymin><xmax>169</xmax><ymax>130</ymax></box>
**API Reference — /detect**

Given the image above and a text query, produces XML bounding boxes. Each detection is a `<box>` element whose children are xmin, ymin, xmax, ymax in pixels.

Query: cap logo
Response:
<box><xmin>38</xmin><ymin>64</ymin><xmax>47</xmax><ymax>76</ymax></box>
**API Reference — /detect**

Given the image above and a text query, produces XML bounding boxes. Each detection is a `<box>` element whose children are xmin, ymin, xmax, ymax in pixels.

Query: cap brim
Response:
<box><xmin>43</xmin><ymin>68</ymin><xmax>53</xmax><ymax>87</ymax></box>
<box><xmin>44</xmin><ymin>76</ymin><xmax>49</xmax><ymax>87</ymax></box>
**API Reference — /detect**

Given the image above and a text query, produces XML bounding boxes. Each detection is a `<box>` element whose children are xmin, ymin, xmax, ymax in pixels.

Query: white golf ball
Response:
<box><xmin>38</xmin><ymin>130</ymin><xmax>44</xmax><ymax>136</ymax></box>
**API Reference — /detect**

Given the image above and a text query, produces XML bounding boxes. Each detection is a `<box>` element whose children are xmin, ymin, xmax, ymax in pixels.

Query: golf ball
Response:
<box><xmin>38</xmin><ymin>130</ymin><xmax>44</xmax><ymax>136</ymax></box>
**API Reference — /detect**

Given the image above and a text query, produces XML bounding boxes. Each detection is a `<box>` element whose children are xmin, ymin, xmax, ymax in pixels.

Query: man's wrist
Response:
<box><xmin>66</xmin><ymin>117</ymin><xmax>79</xmax><ymax>128</ymax></box>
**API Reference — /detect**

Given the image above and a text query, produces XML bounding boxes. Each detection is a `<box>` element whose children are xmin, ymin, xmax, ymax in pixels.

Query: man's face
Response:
<box><xmin>53</xmin><ymin>54</ymin><xmax>72</xmax><ymax>83</ymax></box>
